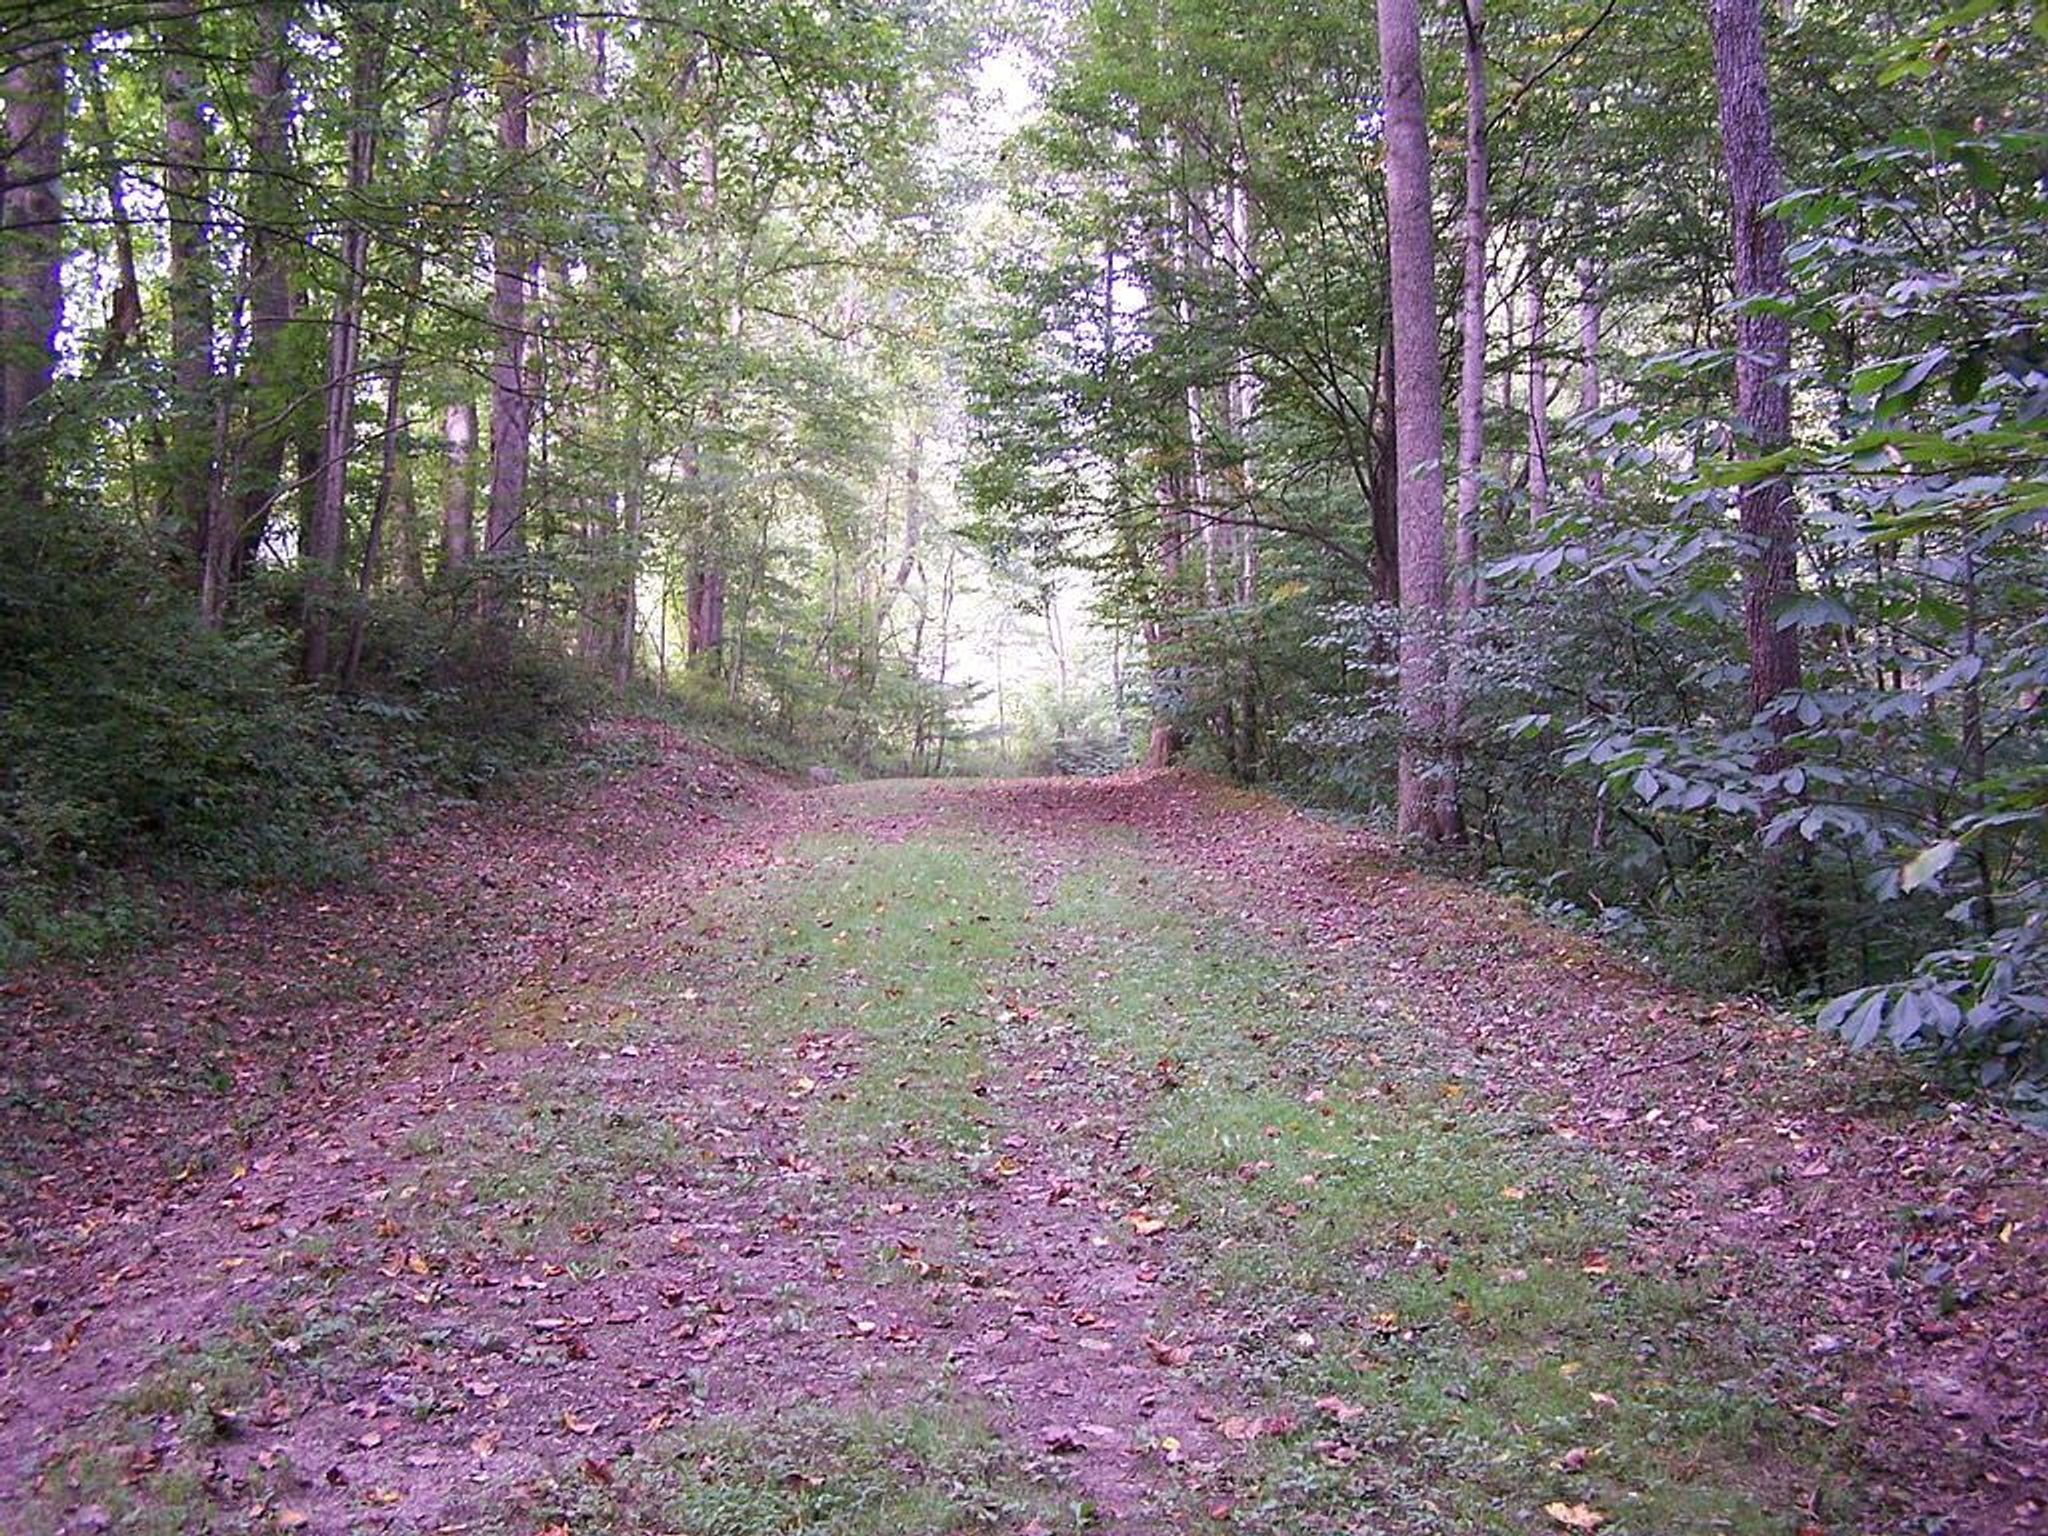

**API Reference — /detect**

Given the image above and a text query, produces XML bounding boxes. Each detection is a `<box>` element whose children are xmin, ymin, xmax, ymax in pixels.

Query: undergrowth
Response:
<box><xmin>0</xmin><ymin>501</ymin><xmax>603</xmax><ymax>969</ymax></box>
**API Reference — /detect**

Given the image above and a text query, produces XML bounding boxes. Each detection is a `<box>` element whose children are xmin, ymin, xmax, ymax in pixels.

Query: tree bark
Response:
<box><xmin>1368</xmin><ymin>339</ymin><xmax>1400</xmax><ymax>603</ymax></box>
<box><xmin>442</xmin><ymin>398</ymin><xmax>477</xmax><ymax>570</ymax></box>
<box><xmin>301</xmin><ymin>25</ymin><xmax>386</xmax><ymax>678</ymax></box>
<box><xmin>231</xmin><ymin>2</ymin><xmax>298</xmax><ymax>586</ymax></box>
<box><xmin>1710</xmin><ymin>0</ymin><xmax>1809</xmax><ymax>977</ymax></box>
<box><xmin>161</xmin><ymin>5</ymin><xmax>222</xmax><ymax>602</ymax></box>
<box><xmin>484</xmin><ymin>15</ymin><xmax>534</xmax><ymax>610</ymax></box>
<box><xmin>1453</xmin><ymin>0</ymin><xmax>1489</xmax><ymax>618</ymax></box>
<box><xmin>612</xmin><ymin>442</ymin><xmax>643</xmax><ymax>688</ymax></box>
<box><xmin>82</xmin><ymin>50</ymin><xmax>143</xmax><ymax>370</ymax></box>
<box><xmin>1</xmin><ymin>26</ymin><xmax>64</xmax><ymax>503</ymax></box>
<box><xmin>1525</xmin><ymin>252</ymin><xmax>1551</xmax><ymax>526</ymax></box>
<box><xmin>1577</xmin><ymin>255</ymin><xmax>1605</xmax><ymax>501</ymax></box>
<box><xmin>1377</xmin><ymin>0</ymin><xmax>1459</xmax><ymax>842</ymax></box>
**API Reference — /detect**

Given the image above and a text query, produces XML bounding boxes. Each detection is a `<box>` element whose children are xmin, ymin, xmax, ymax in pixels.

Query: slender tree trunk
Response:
<box><xmin>1137</xmin><ymin>220</ymin><xmax>1187</xmax><ymax>771</ymax></box>
<box><xmin>231</xmin><ymin>3</ymin><xmax>297</xmax><ymax>586</ymax></box>
<box><xmin>1710</xmin><ymin>0</ymin><xmax>1809</xmax><ymax>977</ymax></box>
<box><xmin>161</xmin><ymin>5</ymin><xmax>223</xmax><ymax>602</ymax></box>
<box><xmin>1498</xmin><ymin>265</ymin><xmax>1517</xmax><ymax>492</ymax></box>
<box><xmin>442</xmin><ymin>398</ymin><xmax>477</xmax><ymax>570</ymax></box>
<box><xmin>302</xmin><ymin>26</ymin><xmax>386</xmax><ymax>678</ymax></box>
<box><xmin>339</xmin><ymin>369</ymin><xmax>406</xmax><ymax>689</ymax></box>
<box><xmin>1171</xmin><ymin>164</ymin><xmax>1220</xmax><ymax>609</ymax></box>
<box><xmin>391</xmin><ymin>453</ymin><xmax>425</xmax><ymax>593</ymax></box>
<box><xmin>484</xmin><ymin>15</ymin><xmax>534</xmax><ymax>611</ymax></box>
<box><xmin>1223</xmin><ymin>81</ymin><xmax>1262</xmax><ymax>776</ymax></box>
<box><xmin>1453</xmin><ymin>0</ymin><xmax>1489</xmax><ymax>618</ymax></box>
<box><xmin>684</xmin><ymin>123</ymin><xmax>727</xmax><ymax>663</ymax></box>
<box><xmin>1369</xmin><ymin>339</ymin><xmax>1400</xmax><ymax>603</ymax></box>
<box><xmin>1377</xmin><ymin>0</ymin><xmax>1459</xmax><ymax>842</ymax></box>
<box><xmin>1443</xmin><ymin>0</ymin><xmax>1491</xmax><ymax>822</ymax></box>
<box><xmin>83</xmin><ymin>51</ymin><xmax>143</xmax><ymax>369</ymax></box>
<box><xmin>1578</xmin><ymin>255</ymin><xmax>1605</xmax><ymax>501</ymax></box>
<box><xmin>1525</xmin><ymin>252</ymin><xmax>1552</xmax><ymax>526</ymax></box>
<box><xmin>613</xmin><ymin>445</ymin><xmax>643</xmax><ymax>688</ymax></box>
<box><xmin>1</xmin><ymin>27</ymin><xmax>64</xmax><ymax>504</ymax></box>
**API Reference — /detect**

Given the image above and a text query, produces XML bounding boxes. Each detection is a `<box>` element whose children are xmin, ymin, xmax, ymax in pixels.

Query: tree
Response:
<box><xmin>231</xmin><ymin>2</ymin><xmax>301</xmax><ymax>588</ymax></box>
<box><xmin>1</xmin><ymin>24</ymin><xmax>64</xmax><ymax>486</ymax></box>
<box><xmin>1453</xmin><ymin>0</ymin><xmax>1489</xmax><ymax>614</ymax></box>
<box><xmin>484</xmin><ymin>9</ymin><xmax>534</xmax><ymax>613</ymax></box>
<box><xmin>1377</xmin><ymin>0</ymin><xmax>1458</xmax><ymax>842</ymax></box>
<box><xmin>1709</xmin><ymin>0</ymin><xmax>1808</xmax><ymax>976</ymax></box>
<box><xmin>160</xmin><ymin>2</ymin><xmax>220</xmax><ymax>600</ymax></box>
<box><xmin>303</xmin><ymin>22</ymin><xmax>388</xmax><ymax>677</ymax></box>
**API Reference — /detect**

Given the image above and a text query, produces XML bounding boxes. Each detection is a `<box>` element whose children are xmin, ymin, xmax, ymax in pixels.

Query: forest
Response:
<box><xmin>2</xmin><ymin>0</ymin><xmax>2046</xmax><ymax>1533</ymax></box>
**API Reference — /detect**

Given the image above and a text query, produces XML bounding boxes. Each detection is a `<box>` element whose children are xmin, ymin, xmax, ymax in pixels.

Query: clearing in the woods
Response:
<box><xmin>2</xmin><ymin>740</ymin><xmax>2042</xmax><ymax>1536</ymax></box>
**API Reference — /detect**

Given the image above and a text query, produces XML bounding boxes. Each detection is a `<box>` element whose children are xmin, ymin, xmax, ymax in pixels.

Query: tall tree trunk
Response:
<box><xmin>1</xmin><ymin>26</ymin><xmax>64</xmax><ymax>504</ymax></box>
<box><xmin>301</xmin><ymin>25</ymin><xmax>386</xmax><ymax>679</ymax></box>
<box><xmin>232</xmin><ymin>3</ymin><xmax>299</xmax><ymax>585</ymax></box>
<box><xmin>161</xmin><ymin>5</ymin><xmax>222</xmax><ymax>603</ymax></box>
<box><xmin>1377</xmin><ymin>0</ymin><xmax>1459</xmax><ymax>842</ymax></box>
<box><xmin>684</xmin><ymin>126</ymin><xmax>725</xmax><ymax>661</ymax></box>
<box><xmin>1525</xmin><ymin>252</ymin><xmax>1551</xmax><ymax>526</ymax></box>
<box><xmin>483</xmin><ymin>15</ymin><xmax>534</xmax><ymax>613</ymax></box>
<box><xmin>442</xmin><ymin>398</ymin><xmax>477</xmax><ymax>570</ymax></box>
<box><xmin>82</xmin><ymin>50</ymin><xmax>143</xmax><ymax>370</ymax></box>
<box><xmin>612</xmin><ymin>443</ymin><xmax>643</xmax><ymax>688</ymax></box>
<box><xmin>1577</xmin><ymin>255</ymin><xmax>1605</xmax><ymax>501</ymax></box>
<box><xmin>1170</xmin><ymin>163</ymin><xmax>1219</xmax><ymax>609</ymax></box>
<box><xmin>1223</xmin><ymin>79</ymin><xmax>1262</xmax><ymax>775</ymax></box>
<box><xmin>1368</xmin><ymin>338</ymin><xmax>1400</xmax><ymax>603</ymax></box>
<box><xmin>1710</xmin><ymin>0</ymin><xmax>1810</xmax><ymax>978</ymax></box>
<box><xmin>1453</xmin><ymin>0</ymin><xmax>1489</xmax><ymax>618</ymax></box>
<box><xmin>391</xmin><ymin>452</ymin><xmax>426</xmax><ymax>593</ymax></box>
<box><xmin>1445</xmin><ymin>0</ymin><xmax>1491</xmax><ymax>821</ymax></box>
<box><xmin>339</xmin><ymin>369</ymin><xmax>406</xmax><ymax>690</ymax></box>
<box><xmin>1136</xmin><ymin>217</ymin><xmax>1188</xmax><ymax>771</ymax></box>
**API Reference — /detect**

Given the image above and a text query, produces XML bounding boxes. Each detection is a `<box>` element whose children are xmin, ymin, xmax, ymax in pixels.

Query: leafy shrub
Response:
<box><xmin>0</xmin><ymin>502</ymin><xmax>598</xmax><ymax>967</ymax></box>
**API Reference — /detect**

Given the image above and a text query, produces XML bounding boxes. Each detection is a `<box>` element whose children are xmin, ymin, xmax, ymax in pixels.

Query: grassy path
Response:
<box><xmin>7</xmin><ymin>767</ymin><xmax>2041</xmax><ymax>1535</ymax></box>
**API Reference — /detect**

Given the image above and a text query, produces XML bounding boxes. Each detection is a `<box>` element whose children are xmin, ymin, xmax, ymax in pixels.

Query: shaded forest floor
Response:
<box><xmin>2</xmin><ymin>737</ymin><xmax>2043</xmax><ymax>1535</ymax></box>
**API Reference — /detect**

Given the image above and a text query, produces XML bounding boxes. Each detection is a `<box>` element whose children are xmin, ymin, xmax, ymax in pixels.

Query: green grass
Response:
<box><xmin>21</xmin><ymin>1300</ymin><xmax>403</xmax><ymax>1536</ymax></box>
<box><xmin>1042</xmin><ymin>860</ymin><xmax>1864</xmax><ymax>1536</ymax></box>
<box><xmin>27</xmin><ymin>804</ymin><xmax>1875</xmax><ymax>1536</ymax></box>
<box><xmin>716</xmin><ymin>829</ymin><xmax>1036</xmax><ymax>1185</ymax></box>
<box><xmin>524</xmin><ymin>1400</ymin><xmax>1090</xmax><ymax>1535</ymax></box>
<box><xmin>408</xmin><ymin>1069</ymin><xmax>684</xmax><ymax>1260</ymax></box>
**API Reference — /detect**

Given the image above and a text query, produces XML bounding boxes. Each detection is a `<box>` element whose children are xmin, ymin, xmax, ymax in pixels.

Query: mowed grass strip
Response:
<box><xmin>718</xmin><ymin>830</ymin><xmax>1036</xmax><ymax>1184</ymax></box>
<box><xmin>1043</xmin><ymin>862</ymin><xmax>1864</xmax><ymax>1536</ymax></box>
<box><xmin>514</xmin><ymin>1399</ymin><xmax>1089</xmax><ymax>1536</ymax></box>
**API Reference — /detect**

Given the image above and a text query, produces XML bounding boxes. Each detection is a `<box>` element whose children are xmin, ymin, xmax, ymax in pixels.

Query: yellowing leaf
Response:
<box><xmin>1544</xmin><ymin>1503</ymin><xmax>1608</xmax><ymax>1531</ymax></box>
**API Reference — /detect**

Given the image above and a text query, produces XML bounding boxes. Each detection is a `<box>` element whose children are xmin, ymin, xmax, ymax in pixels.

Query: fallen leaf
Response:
<box><xmin>1145</xmin><ymin>1335</ymin><xmax>1192</xmax><ymax>1367</ymax></box>
<box><xmin>1544</xmin><ymin>1503</ymin><xmax>1608</xmax><ymax>1531</ymax></box>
